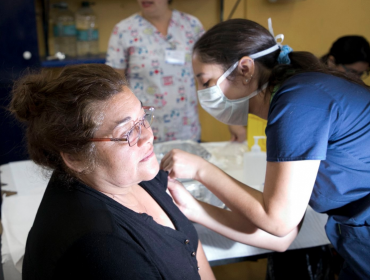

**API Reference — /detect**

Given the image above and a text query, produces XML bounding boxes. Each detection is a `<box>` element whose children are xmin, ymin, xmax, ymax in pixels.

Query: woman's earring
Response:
<box><xmin>245</xmin><ymin>75</ymin><xmax>253</xmax><ymax>83</ymax></box>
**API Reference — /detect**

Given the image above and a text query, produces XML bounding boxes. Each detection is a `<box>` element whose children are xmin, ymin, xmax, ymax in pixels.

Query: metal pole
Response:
<box><xmin>41</xmin><ymin>0</ymin><xmax>50</xmax><ymax>57</ymax></box>
<box><xmin>220</xmin><ymin>0</ymin><xmax>224</xmax><ymax>22</ymax></box>
<box><xmin>227</xmin><ymin>0</ymin><xmax>242</xmax><ymax>20</ymax></box>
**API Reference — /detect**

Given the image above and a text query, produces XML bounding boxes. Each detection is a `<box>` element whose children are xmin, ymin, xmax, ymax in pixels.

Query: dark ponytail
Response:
<box><xmin>269</xmin><ymin>51</ymin><xmax>369</xmax><ymax>90</ymax></box>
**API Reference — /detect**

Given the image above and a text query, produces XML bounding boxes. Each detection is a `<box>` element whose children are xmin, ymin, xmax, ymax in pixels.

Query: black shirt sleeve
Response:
<box><xmin>52</xmin><ymin>232</ymin><xmax>163</xmax><ymax>280</ymax></box>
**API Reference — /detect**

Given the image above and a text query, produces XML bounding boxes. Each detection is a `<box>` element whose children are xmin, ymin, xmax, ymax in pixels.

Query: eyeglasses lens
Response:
<box><xmin>128</xmin><ymin>124</ymin><xmax>141</xmax><ymax>147</ymax></box>
<box><xmin>144</xmin><ymin>113</ymin><xmax>154</xmax><ymax>128</ymax></box>
<box><xmin>343</xmin><ymin>65</ymin><xmax>369</xmax><ymax>80</ymax></box>
<box><xmin>127</xmin><ymin>113</ymin><xmax>154</xmax><ymax>146</ymax></box>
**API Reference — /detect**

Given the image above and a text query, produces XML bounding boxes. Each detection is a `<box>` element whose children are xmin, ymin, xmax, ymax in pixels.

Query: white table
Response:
<box><xmin>0</xmin><ymin>141</ymin><xmax>330</xmax><ymax>278</ymax></box>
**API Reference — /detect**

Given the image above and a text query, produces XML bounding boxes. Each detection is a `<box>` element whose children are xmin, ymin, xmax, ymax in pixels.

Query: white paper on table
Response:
<box><xmin>288</xmin><ymin>206</ymin><xmax>330</xmax><ymax>249</ymax></box>
<box><xmin>2</xmin><ymin>230</ymin><xmax>23</xmax><ymax>280</ymax></box>
<box><xmin>9</xmin><ymin>160</ymin><xmax>50</xmax><ymax>195</ymax></box>
<box><xmin>2</xmin><ymin>192</ymin><xmax>44</xmax><ymax>272</ymax></box>
<box><xmin>2</xmin><ymin>228</ymin><xmax>11</xmax><ymax>264</ymax></box>
<box><xmin>201</xmin><ymin>141</ymin><xmax>248</xmax><ymax>170</ymax></box>
<box><xmin>1</xmin><ymin>164</ymin><xmax>17</xmax><ymax>192</ymax></box>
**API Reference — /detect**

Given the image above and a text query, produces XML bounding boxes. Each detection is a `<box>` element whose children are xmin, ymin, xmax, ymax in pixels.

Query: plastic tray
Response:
<box><xmin>154</xmin><ymin>140</ymin><xmax>211</xmax><ymax>163</ymax></box>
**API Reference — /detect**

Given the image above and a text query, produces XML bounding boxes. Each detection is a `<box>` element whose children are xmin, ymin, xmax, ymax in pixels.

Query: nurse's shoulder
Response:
<box><xmin>271</xmin><ymin>72</ymin><xmax>337</xmax><ymax>109</ymax></box>
<box><xmin>273</xmin><ymin>72</ymin><xmax>369</xmax><ymax>109</ymax></box>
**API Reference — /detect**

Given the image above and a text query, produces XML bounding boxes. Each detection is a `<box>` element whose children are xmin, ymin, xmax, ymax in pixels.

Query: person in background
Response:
<box><xmin>106</xmin><ymin>0</ymin><xmax>203</xmax><ymax>142</ymax></box>
<box><xmin>10</xmin><ymin>64</ymin><xmax>215</xmax><ymax>280</ymax></box>
<box><xmin>321</xmin><ymin>35</ymin><xmax>370</xmax><ymax>80</ymax></box>
<box><xmin>161</xmin><ymin>19</ymin><xmax>370</xmax><ymax>280</ymax></box>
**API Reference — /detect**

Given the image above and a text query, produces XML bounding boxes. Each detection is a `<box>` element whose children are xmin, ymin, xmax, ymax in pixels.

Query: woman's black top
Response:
<box><xmin>22</xmin><ymin>170</ymin><xmax>200</xmax><ymax>280</ymax></box>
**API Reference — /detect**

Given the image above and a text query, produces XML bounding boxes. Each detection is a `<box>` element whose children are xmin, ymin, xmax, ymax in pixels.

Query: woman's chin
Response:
<box><xmin>142</xmin><ymin>159</ymin><xmax>160</xmax><ymax>181</ymax></box>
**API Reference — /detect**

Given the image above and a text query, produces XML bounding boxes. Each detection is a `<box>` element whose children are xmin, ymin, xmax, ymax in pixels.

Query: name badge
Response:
<box><xmin>165</xmin><ymin>49</ymin><xmax>185</xmax><ymax>65</ymax></box>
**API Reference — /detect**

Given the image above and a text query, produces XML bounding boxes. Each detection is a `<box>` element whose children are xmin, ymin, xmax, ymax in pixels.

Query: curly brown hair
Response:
<box><xmin>10</xmin><ymin>64</ymin><xmax>127</xmax><ymax>178</ymax></box>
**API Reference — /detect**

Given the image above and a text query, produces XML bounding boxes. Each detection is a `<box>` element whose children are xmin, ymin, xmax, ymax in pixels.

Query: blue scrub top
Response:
<box><xmin>266</xmin><ymin>72</ymin><xmax>370</xmax><ymax>279</ymax></box>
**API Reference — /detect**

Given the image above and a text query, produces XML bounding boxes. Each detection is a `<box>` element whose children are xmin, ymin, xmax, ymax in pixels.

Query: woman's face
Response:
<box><xmin>192</xmin><ymin>53</ymin><xmax>250</xmax><ymax>100</ymax></box>
<box><xmin>336</xmin><ymin>61</ymin><xmax>369</xmax><ymax>79</ymax></box>
<box><xmin>81</xmin><ymin>89</ymin><xmax>159</xmax><ymax>191</ymax></box>
<box><xmin>137</xmin><ymin>0</ymin><xmax>169</xmax><ymax>16</ymax></box>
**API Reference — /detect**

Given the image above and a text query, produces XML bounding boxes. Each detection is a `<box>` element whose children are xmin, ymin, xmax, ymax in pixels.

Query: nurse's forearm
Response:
<box><xmin>194</xmin><ymin>162</ymin><xmax>295</xmax><ymax>237</ymax></box>
<box><xmin>193</xmin><ymin>201</ymin><xmax>299</xmax><ymax>252</ymax></box>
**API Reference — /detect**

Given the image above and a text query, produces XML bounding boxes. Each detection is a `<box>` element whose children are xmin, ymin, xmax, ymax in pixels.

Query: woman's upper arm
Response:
<box><xmin>196</xmin><ymin>240</ymin><xmax>216</xmax><ymax>280</ymax></box>
<box><xmin>263</xmin><ymin>160</ymin><xmax>320</xmax><ymax>236</ymax></box>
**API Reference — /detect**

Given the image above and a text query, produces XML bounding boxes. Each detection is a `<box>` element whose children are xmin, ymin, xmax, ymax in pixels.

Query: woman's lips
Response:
<box><xmin>140</xmin><ymin>149</ymin><xmax>154</xmax><ymax>162</ymax></box>
<box><xmin>141</xmin><ymin>1</ymin><xmax>153</xmax><ymax>8</ymax></box>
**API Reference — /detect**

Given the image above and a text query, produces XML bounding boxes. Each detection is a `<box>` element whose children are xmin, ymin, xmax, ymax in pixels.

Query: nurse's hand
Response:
<box><xmin>167</xmin><ymin>178</ymin><xmax>201</xmax><ymax>221</ymax></box>
<box><xmin>228</xmin><ymin>125</ymin><xmax>246</xmax><ymax>142</ymax></box>
<box><xmin>160</xmin><ymin>149</ymin><xmax>207</xmax><ymax>180</ymax></box>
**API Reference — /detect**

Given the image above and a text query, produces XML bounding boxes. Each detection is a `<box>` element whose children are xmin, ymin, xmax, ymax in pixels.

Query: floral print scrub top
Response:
<box><xmin>106</xmin><ymin>10</ymin><xmax>204</xmax><ymax>142</ymax></box>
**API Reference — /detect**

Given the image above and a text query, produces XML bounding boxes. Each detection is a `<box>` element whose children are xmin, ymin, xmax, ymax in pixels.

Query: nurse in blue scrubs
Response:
<box><xmin>160</xmin><ymin>19</ymin><xmax>370</xmax><ymax>280</ymax></box>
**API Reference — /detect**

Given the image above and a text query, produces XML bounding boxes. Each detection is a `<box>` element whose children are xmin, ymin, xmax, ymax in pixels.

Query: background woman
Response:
<box><xmin>10</xmin><ymin>64</ymin><xmax>214</xmax><ymax>280</ymax></box>
<box><xmin>106</xmin><ymin>0</ymin><xmax>204</xmax><ymax>142</ymax></box>
<box><xmin>321</xmin><ymin>35</ymin><xmax>370</xmax><ymax>80</ymax></box>
<box><xmin>161</xmin><ymin>19</ymin><xmax>370</xmax><ymax>280</ymax></box>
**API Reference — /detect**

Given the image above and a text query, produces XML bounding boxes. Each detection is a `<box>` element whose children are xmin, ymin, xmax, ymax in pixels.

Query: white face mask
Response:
<box><xmin>197</xmin><ymin>44</ymin><xmax>279</xmax><ymax>125</ymax></box>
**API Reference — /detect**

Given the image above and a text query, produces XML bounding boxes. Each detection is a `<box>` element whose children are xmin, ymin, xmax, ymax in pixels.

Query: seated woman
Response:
<box><xmin>9</xmin><ymin>64</ymin><xmax>215</xmax><ymax>280</ymax></box>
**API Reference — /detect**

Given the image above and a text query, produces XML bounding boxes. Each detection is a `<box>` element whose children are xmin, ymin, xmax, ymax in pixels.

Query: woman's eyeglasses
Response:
<box><xmin>89</xmin><ymin>106</ymin><xmax>155</xmax><ymax>147</ymax></box>
<box><xmin>341</xmin><ymin>65</ymin><xmax>369</xmax><ymax>80</ymax></box>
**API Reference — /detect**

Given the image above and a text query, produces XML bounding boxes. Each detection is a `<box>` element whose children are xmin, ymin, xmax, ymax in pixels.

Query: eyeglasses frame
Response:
<box><xmin>341</xmin><ymin>64</ymin><xmax>369</xmax><ymax>80</ymax></box>
<box><xmin>89</xmin><ymin>106</ymin><xmax>155</xmax><ymax>147</ymax></box>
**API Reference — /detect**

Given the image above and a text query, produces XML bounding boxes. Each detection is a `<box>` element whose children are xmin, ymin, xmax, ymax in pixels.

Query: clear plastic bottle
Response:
<box><xmin>243</xmin><ymin>136</ymin><xmax>267</xmax><ymax>189</ymax></box>
<box><xmin>76</xmin><ymin>1</ymin><xmax>99</xmax><ymax>56</ymax></box>
<box><xmin>52</xmin><ymin>2</ymin><xmax>77</xmax><ymax>57</ymax></box>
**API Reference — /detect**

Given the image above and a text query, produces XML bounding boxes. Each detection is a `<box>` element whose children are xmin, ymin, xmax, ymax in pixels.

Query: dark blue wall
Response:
<box><xmin>0</xmin><ymin>0</ymin><xmax>40</xmax><ymax>164</ymax></box>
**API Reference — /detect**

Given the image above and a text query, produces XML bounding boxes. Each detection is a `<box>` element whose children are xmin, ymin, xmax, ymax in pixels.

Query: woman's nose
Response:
<box><xmin>137</xmin><ymin>124</ymin><xmax>154</xmax><ymax>147</ymax></box>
